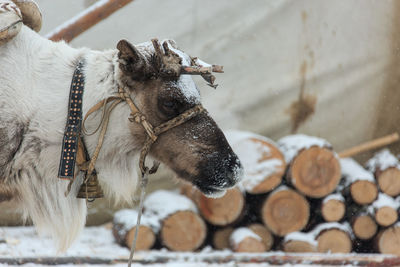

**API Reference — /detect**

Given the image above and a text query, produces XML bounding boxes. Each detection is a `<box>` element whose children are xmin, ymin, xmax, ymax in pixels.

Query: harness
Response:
<box><xmin>57</xmin><ymin>39</ymin><xmax>222</xmax><ymax>265</ymax></box>
<box><xmin>58</xmin><ymin>58</ymin><xmax>207</xmax><ymax>200</ymax></box>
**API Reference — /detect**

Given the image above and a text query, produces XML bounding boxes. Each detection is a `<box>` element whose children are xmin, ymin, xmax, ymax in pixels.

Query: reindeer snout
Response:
<box><xmin>194</xmin><ymin>151</ymin><xmax>243</xmax><ymax>197</ymax></box>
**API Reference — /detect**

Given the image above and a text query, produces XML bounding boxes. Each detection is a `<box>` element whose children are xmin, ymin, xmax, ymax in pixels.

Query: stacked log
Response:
<box><xmin>321</xmin><ymin>193</ymin><xmax>346</xmax><ymax>222</ymax></box>
<box><xmin>143</xmin><ymin>190</ymin><xmax>207</xmax><ymax>252</ymax></box>
<box><xmin>376</xmin><ymin>223</ymin><xmax>400</xmax><ymax>256</ymax></box>
<box><xmin>229</xmin><ymin>227</ymin><xmax>266</xmax><ymax>252</ymax></box>
<box><xmin>226</xmin><ymin>130</ymin><xmax>286</xmax><ymax>194</ymax></box>
<box><xmin>181</xmin><ymin>184</ymin><xmax>245</xmax><ymax>226</ymax></box>
<box><xmin>277</xmin><ymin>134</ymin><xmax>341</xmax><ymax>198</ymax></box>
<box><xmin>283</xmin><ymin>232</ymin><xmax>317</xmax><ymax>252</ymax></box>
<box><xmin>111</xmin><ymin>132</ymin><xmax>400</xmax><ymax>255</ymax></box>
<box><xmin>351</xmin><ymin>212</ymin><xmax>377</xmax><ymax>240</ymax></box>
<box><xmin>112</xmin><ymin>209</ymin><xmax>156</xmax><ymax>250</ymax></box>
<box><xmin>261</xmin><ymin>186</ymin><xmax>309</xmax><ymax>236</ymax></box>
<box><xmin>366</xmin><ymin>149</ymin><xmax>400</xmax><ymax>197</ymax></box>
<box><xmin>367</xmin><ymin>193</ymin><xmax>399</xmax><ymax>227</ymax></box>
<box><xmin>340</xmin><ymin>158</ymin><xmax>378</xmax><ymax>205</ymax></box>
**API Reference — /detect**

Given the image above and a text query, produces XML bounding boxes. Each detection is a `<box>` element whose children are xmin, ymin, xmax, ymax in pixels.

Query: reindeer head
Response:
<box><xmin>115</xmin><ymin>39</ymin><xmax>242</xmax><ymax>197</ymax></box>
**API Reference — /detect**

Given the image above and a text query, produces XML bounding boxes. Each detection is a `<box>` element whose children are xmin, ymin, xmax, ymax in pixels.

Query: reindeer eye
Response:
<box><xmin>163</xmin><ymin>101</ymin><xmax>175</xmax><ymax>110</ymax></box>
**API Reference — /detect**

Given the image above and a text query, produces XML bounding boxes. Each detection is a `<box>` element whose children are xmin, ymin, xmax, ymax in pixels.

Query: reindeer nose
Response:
<box><xmin>199</xmin><ymin>151</ymin><xmax>243</xmax><ymax>190</ymax></box>
<box><xmin>221</xmin><ymin>155</ymin><xmax>243</xmax><ymax>188</ymax></box>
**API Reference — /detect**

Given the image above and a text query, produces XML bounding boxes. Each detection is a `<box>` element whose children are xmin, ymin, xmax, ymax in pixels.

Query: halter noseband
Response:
<box><xmin>58</xmin><ymin>39</ymin><xmax>222</xmax><ymax>201</ymax></box>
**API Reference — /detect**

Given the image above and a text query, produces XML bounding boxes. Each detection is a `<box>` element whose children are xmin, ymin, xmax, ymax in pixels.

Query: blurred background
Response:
<box><xmin>1</xmin><ymin>0</ymin><xmax>400</xmax><ymax>226</ymax></box>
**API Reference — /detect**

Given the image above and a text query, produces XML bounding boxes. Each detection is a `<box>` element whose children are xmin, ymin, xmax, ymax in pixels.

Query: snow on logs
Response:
<box><xmin>283</xmin><ymin>232</ymin><xmax>317</xmax><ymax>253</ymax></box>
<box><xmin>313</xmin><ymin>223</ymin><xmax>353</xmax><ymax>253</ymax></box>
<box><xmin>366</xmin><ymin>149</ymin><xmax>400</xmax><ymax>197</ymax></box>
<box><xmin>112</xmin><ymin>209</ymin><xmax>156</xmax><ymax>250</ymax></box>
<box><xmin>226</xmin><ymin>131</ymin><xmax>286</xmax><ymax>194</ymax></box>
<box><xmin>340</xmin><ymin>158</ymin><xmax>378</xmax><ymax>205</ymax></box>
<box><xmin>367</xmin><ymin>193</ymin><xmax>400</xmax><ymax>227</ymax></box>
<box><xmin>283</xmin><ymin>222</ymin><xmax>353</xmax><ymax>253</ymax></box>
<box><xmin>376</xmin><ymin>223</ymin><xmax>400</xmax><ymax>256</ymax></box>
<box><xmin>261</xmin><ymin>186</ymin><xmax>309</xmax><ymax>236</ymax></box>
<box><xmin>321</xmin><ymin>194</ymin><xmax>346</xmax><ymax>222</ymax></box>
<box><xmin>143</xmin><ymin>190</ymin><xmax>207</xmax><ymax>251</ymax></box>
<box><xmin>277</xmin><ymin>134</ymin><xmax>341</xmax><ymax>198</ymax></box>
<box><xmin>181</xmin><ymin>184</ymin><xmax>245</xmax><ymax>226</ymax></box>
<box><xmin>110</xmin><ymin>131</ymin><xmax>400</xmax><ymax>255</ymax></box>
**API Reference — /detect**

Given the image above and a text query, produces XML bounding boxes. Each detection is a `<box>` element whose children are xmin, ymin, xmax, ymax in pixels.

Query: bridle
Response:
<box><xmin>81</xmin><ymin>85</ymin><xmax>206</xmax><ymax>185</ymax></box>
<box><xmin>58</xmin><ymin>38</ymin><xmax>223</xmax><ymax>200</ymax></box>
<box><xmin>57</xmin><ymin>39</ymin><xmax>223</xmax><ymax>265</ymax></box>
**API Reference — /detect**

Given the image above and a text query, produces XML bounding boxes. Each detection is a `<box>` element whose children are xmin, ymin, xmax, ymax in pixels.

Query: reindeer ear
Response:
<box><xmin>116</xmin><ymin>39</ymin><xmax>148</xmax><ymax>80</ymax></box>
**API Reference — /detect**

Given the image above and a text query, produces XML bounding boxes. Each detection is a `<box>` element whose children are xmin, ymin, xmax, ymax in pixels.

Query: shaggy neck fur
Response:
<box><xmin>0</xmin><ymin>26</ymin><xmax>141</xmax><ymax>251</ymax></box>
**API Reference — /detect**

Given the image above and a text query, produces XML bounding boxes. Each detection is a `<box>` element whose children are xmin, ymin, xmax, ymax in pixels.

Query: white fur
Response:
<box><xmin>0</xmin><ymin>26</ymin><xmax>199</xmax><ymax>251</ymax></box>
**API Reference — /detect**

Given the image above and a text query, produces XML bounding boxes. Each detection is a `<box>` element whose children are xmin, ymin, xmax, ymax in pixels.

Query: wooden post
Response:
<box><xmin>46</xmin><ymin>0</ymin><xmax>134</xmax><ymax>42</ymax></box>
<box><xmin>338</xmin><ymin>133</ymin><xmax>399</xmax><ymax>158</ymax></box>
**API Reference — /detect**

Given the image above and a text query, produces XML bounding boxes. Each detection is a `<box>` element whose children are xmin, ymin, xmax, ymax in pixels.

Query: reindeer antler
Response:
<box><xmin>151</xmin><ymin>38</ymin><xmax>224</xmax><ymax>88</ymax></box>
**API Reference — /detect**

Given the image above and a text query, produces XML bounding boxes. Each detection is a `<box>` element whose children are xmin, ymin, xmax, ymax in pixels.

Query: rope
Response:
<box><xmin>83</xmin><ymin>98</ymin><xmax>123</xmax><ymax>181</ymax></box>
<box><xmin>127</xmin><ymin>169</ymin><xmax>149</xmax><ymax>267</ymax></box>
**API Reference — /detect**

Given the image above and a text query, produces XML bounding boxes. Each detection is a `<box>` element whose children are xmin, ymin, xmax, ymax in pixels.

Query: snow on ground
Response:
<box><xmin>0</xmin><ymin>226</ymin><xmax>397</xmax><ymax>266</ymax></box>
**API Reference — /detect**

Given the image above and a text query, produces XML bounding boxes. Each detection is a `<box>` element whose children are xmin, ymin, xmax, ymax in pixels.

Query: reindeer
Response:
<box><xmin>0</xmin><ymin>1</ymin><xmax>242</xmax><ymax>250</ymax></box>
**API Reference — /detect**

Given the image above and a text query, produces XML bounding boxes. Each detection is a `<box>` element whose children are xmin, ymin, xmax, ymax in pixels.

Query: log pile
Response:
<box><xmin>112</xmin><ymin>131</ymin><xmax>400</xmax><ymax>255</ymax></box>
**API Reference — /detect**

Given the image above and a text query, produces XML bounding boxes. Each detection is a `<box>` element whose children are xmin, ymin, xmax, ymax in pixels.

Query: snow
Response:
<box><xmin>365</xmin><ymin>149</ymin><xmax>400</xmax><ymax>173</ymax></box>
<box><xmin>193</xmin><ymin>57</ymin><xmax>212</xmax><ymax>68</ymax></box>
<box><xmin>284</xmin><ymin>232</ymin><xmax>318</xmax><ymax>247</ymax></box>
<box><xmin>225</xmin><ymin>130</ymin><xmax>285</xmax><ymax>191</ymax></box>
<box><xmin>311</xmin><ymin>222</ymin><xmax>353</xmax><ymax>239</ymax></box>
<box><xmin>277</xmin><ymin>134</ymin><xmax>332</xmax><ymax>163</ymax></box>
<box><xmin>0</xmin><ymin>226</ymin><xmax>128</xmax><ymax>258</ymax></box>
<box><xmin>143</xmin><ymin>190</ymin><xmax>197</xmax><ymax>233</ymax></box>
<box><xmin>230</xmin><ymin>227</ymin><xmax>261</xmax><ymax>248</ymax></box>
<box><xmin>323</xmin><ymin>193</ymin><xmax>345</xmax><ymax>204</ymax></box>
<box><xmin>369</xmin><ymin>193</ymin><xmax>400</xmax><ymax>211</ymax></box>
<box><xmin>113</xmin><ymin>209</ymin><xmax>154</xmax><ymax>235</ymax></box>
<box><xmin>271</xmin><ymin>185</ymin><xmax>290</xmax><ymax>194</ymax></box>
<box><xmin>0</xmin><ymin>225</ymin><xmax>397</xmax><ymax>266</ymax></box>
<box><xmin>340</xmin><ymin>158</ymin><xmax>375</xmax><ymax>185</ymax></box>
<box><xmin>169</xmin><ymin>44</ymin><xmax>201</xmax><ymax>103</ymax></box>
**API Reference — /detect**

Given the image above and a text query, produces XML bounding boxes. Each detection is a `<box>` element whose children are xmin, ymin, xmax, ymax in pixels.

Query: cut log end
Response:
<box><xmin>261</xmin><ymin>188</ymin><xmax>310</xmax><ymax>236</ymax></box>
<box><xmin>243</xmin><ymin>138</ymin><xmax>286</xmax><ymax>194</ymax></box>
<box><xmin>289</xmin><ymin>147</ymin><xmax>341</xmax><ymax>198</ymax></box>
<box><xmin>249</xmin><ymin>174</ymin><xmax>282</xmax><ymax>194</ymax></box>
<box><xmin>232</xmin><ymin>236</ymin><xmax>266</xmax><ymax>253</ymax></box>
<box><xmin>125</xmin><ymin>225</ymin><xmax>156</xmax><ymax>251</ymax></box>
<box><xmin>375</xmin><ymin>206</ymin><xmax>398</xmax><ymax>227</ymax></box>
<box><xmin>321</xmin><ymin>199</ymin><xmax>345</xmax><ymax>222</ymax></box>
<box><xmin>377</xmin><ymin>226</ymin><xmax>400</xmax><ymax>256</ymax></box>
<box><xmin>199</xmin><ymin>187</ymin><xmax>244</xmax><ymax>226</ymax></box>
<box><xmin>377</xmin><ymin>167</ymin><xmax>400</xmax><ymax>196</ymax></box>
<box><xmin>160</xmin><ymin>211</ymin><xmax>206</xmax><ymax>251</ymax></box>
<box><xmin>317</xmin><ymin>229</ymin><xmax>352</xmax><ymax>253</ymax></box>
<box><xmin>352</xmin><ymin>215</ymin><xmax>377</xmax><ymax>240</ymax></box>
<box><xmin>248</xmin><ymin>224</ymin><xmax>274</xmax><ymax>251</ymax></box>
<box><xmin>350</xmin><ymin>180</ymin><xmax>378</xmax><ymax>205</ymax></box>
<box><xmin>283</xmin><ymin>240</ymin><xmax>317</xmax><ymax>253</ymax></box>
<box><xmin>212</xmin><ymin>227</ymin><xmax>234</xmax><ymax>250</ymax></box>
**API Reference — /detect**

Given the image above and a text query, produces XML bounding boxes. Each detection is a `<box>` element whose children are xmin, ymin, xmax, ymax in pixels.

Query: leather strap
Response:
<box><xmin>58</xmin><ymin>60</ymin><xmax>85</xmax><ymax>180</ymax></box>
